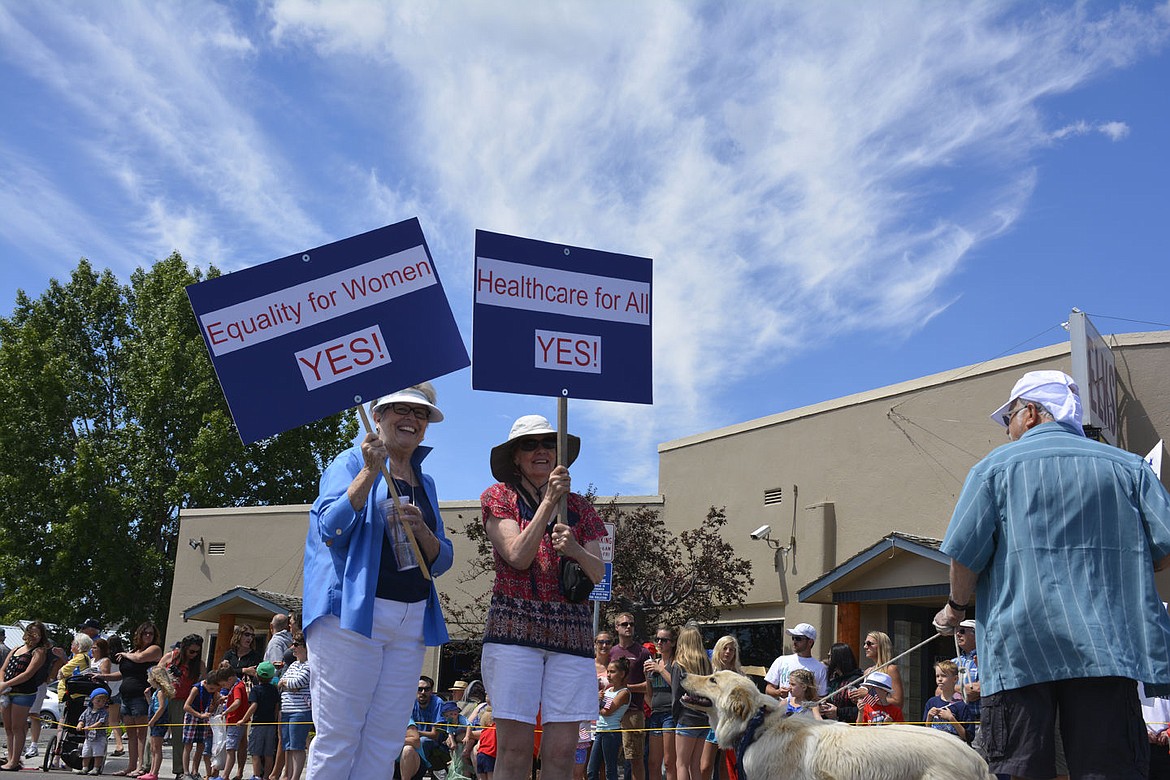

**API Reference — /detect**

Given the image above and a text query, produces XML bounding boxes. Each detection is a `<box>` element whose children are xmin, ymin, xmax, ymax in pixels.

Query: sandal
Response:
<box><xmin>110</xmin><ymin>771</ymin><xmax>130</xmax><ymax>776</ymax></box>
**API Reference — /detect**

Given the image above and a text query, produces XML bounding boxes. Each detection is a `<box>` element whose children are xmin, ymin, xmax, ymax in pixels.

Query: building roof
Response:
<box><xmin>182</xmin><ymin>586</ymin><xmax>301</xmax><ymax>625</ymax></box>
<box><xmin>659</xmin><ymin>329</ymin><xmax>1170</xmax><ymax>453</ymax></box>
<box><xmin>796</xmin><ymin>531</ymin><xmax>949</xmax><ymax>605</ymax></box>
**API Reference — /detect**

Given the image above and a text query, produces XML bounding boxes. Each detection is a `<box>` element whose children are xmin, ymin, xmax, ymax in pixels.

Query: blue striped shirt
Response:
<box><xmin>941</xmin><ymin>422</ymin><xmax>1170</xmax><ymax>697</ymax></box>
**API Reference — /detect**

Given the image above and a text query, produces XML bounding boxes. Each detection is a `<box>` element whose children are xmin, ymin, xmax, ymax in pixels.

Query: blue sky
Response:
<box><xmin>2</xmin><ymin>1</ymin><xmax>1168</xmax><ymax>504</ymax></box>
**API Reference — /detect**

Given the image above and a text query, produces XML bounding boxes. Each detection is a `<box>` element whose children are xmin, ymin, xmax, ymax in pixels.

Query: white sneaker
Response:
<box><xmin>23</xmin><ymin>743</ymin><xmax>38</xmax><ymax>758</ymax></box>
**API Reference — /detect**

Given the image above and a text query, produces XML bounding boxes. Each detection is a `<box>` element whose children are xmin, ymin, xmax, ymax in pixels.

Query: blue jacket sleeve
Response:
<box><xmin>311</xmin><ymin>448</ymin><xmax>366</xmax><ymax>545</ymax></box>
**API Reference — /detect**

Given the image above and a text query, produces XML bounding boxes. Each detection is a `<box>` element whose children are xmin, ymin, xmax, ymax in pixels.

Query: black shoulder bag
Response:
<box><xmin>516</xmin><ymin>486</ymin><xmax>594</xmax><ymax>603</ymax></box>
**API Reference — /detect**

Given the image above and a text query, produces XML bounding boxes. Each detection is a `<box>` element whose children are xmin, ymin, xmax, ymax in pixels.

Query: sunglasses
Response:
<box><xmin>516</xmin><ymin>437</ymin><xmax>557</xmax><ymax>452</ymax></box>
<box><xmin>791</xmin><ymin>635</ymin><xmax>810</xmax><ymax>642</ymax></box>
<box><xmin>617</xmin><ymin>621</ymin><xmax>634</xmax><ymax>627</ymax></box>
<box><xmin>418</xmin><ymin>686</ymin><xmax>432</xmax><ymax>692</ymax></box>
<box><xmin>654</xmin><ymin>637</ymin><xmax>672</xmax><ymax>643</ymax></box>
<box><xmin>595</xmin><ymin>639</ymin><xmax>612</xmax><ymax>645</ymax></box>
<box><xmin>956</xmin><ymin>628</ymin><xmax>971</xmax><ymax>635</ymax></box>
<box><xmin>863</xmin><ymin>640</ymin><xmax>876</xmax><ymax>647</ymax></box>
<box><xmin>1001</xmin><ymin>404</ymin><xmax>1030</xmax><ymax>427</ymax></box>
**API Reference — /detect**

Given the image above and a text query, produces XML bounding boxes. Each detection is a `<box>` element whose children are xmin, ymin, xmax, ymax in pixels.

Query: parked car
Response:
<box><xmin>39</xmin><ymin>686</ymin><xmax>62</xmax><ymax>728</ymax></box>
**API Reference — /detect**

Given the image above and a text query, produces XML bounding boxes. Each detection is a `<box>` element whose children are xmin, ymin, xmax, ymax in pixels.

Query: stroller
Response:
<box><xmin>42</xmin><ymin>675</ymin><xmax>105</xmax><ymax>772</ymax></box>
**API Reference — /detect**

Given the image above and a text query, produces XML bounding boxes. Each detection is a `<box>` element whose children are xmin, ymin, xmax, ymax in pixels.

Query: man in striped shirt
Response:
<box><xmin>935</xmin><ymin>370</ymin><xmax>1170</xmax><ymax>780</ymax></box>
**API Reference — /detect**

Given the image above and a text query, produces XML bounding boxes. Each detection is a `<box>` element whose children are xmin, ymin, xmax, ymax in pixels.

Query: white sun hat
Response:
<box><xmin>489</xmin><ymin>414</ymin><xmax>580</xmax><ymax>483</ymax></box>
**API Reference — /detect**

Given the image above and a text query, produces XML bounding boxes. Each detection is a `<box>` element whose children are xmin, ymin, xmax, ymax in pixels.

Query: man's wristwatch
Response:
<box><xmin>947</xmin><ymin>597</ymin><xmax>970</xmax><ymax>612</ymax></box>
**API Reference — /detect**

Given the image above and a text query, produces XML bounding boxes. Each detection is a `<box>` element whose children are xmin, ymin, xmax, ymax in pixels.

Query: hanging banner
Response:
<box><xmin>187</xmin><ymin>219</ymin><xmax>469</xmax><ymax>443</ymax></box>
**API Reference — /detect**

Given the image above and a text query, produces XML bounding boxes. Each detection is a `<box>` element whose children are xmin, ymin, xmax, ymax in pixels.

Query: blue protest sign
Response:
<box><xmin>186</xmin><ymin>219</ymin><xmax>469</xmax><ymax>443</ymax></box>
<box><xmin>472</xmin><ymin>230</ymin><xmax>652</xmax><ymax>403</ymax></box>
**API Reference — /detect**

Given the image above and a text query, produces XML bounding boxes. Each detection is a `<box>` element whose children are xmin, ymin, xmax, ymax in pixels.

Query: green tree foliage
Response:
<box><xmin>439</xmin><ymin>497</ymin><xmax>754</xmax><ymax>650</ymax></box>
<box><xmin>0</xmin><ymin>255</ymin><xmax>355</xmax><ymax>633</ymax></box>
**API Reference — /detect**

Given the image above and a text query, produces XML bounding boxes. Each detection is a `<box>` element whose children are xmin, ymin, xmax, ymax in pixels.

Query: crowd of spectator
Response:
<box><xmin>0</xmin><ymin>614</ymin><xmax>311</xmax><ymax>780</ymax></box>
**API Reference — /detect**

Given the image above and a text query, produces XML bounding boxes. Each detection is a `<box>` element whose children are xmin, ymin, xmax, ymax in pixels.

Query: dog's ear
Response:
<box><xmin>726</xmin><ymin>683</ymin><xmax>755</xmax><ymax>723</ymax></box>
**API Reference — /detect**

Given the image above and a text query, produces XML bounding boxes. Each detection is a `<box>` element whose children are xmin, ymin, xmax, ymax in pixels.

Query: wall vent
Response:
<box><xmin>207</xmin><ymin>541</ymin><xmax>227</xmax><ymax>556</ymax></box>
<box><xmin>763</xmin><ymin>487</ymin><xmax>783</xmax><ymax>506</ymax></box>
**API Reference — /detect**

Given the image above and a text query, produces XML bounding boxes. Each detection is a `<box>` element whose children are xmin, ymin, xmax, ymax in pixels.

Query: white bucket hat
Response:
<box><xmin>370</xmin><ymin>387</ymin><xmax>444</xmax><ymax>422</ymax></box>
<box><xmin>989</xmin><ymin>370</ymin><xmax>1082</xmax><ymax>434</ymax></box>
<box><xmin>489</xmin><ymin>415</ymin><xmax>580</xmax><ymax>483</ymax></box>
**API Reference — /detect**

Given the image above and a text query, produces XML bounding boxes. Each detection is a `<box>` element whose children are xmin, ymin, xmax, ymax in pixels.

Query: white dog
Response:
<box><xmin>681</xmin><ymin>670</ymin><xmax>992</xmax><ymax>780</ymax></box>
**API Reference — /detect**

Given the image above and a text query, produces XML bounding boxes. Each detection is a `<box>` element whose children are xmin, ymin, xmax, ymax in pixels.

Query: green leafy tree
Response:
<box><xmin>438</xmin><ymin>498</ymin><xmax>754</xmax><ymax>649</ymax></box>
<box><xmin>0</xmin><ymin>255</ymin><xmax>355</xmax><ymax>633</ymax></box>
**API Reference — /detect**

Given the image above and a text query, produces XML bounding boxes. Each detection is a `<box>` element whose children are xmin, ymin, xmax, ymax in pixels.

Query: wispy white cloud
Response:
<box><xmin>0</xmin><ymin>1</ymin><xmax>321</xmax><ymax>272</ymax></box>
<box><xmin>268</xmin><ymin>0</ymin><xmax>1170</xmax><ymax>490</ymax></box>
<box><xmin>1051</xmin><ymin>120</ymin><xmax>1132</xmax><ymax>142</ymax></box>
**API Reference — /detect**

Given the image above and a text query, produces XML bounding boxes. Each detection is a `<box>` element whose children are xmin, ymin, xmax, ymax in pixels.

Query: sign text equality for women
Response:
<box><xmin>187</xmin><ymin>219</ymin><xmax>469</xmax><ymax>443</ymax></box>
<box><xmin>472</xmin><ymin>230</ymin><xmax>652</xmax><ymax>403</ymax></box>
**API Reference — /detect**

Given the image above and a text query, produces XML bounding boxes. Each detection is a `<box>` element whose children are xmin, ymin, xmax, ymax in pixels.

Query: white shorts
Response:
<box><xmin>481</xmin><ymin>643</ymin><xmax>597</xmax><ymax>725</ymax></box>
<box><xmin>81</xmin><ymin>739</ymin><xmax>107</xmax><ymax>759</ymax></box>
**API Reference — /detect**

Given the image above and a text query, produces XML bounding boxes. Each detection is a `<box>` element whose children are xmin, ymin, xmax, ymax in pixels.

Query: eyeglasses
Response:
<box><xmin>1002</xmin><ymin>404</ymin><xmax>1030</xmax><ymax>427</ymax></box>
<box><xmin>516</xmin><ymin>437</ymin><xmax>557</xmax><ymax>452</ymax></box>
<box><xmin>616</xmin><ymin>621</ymin><xmax>634</xmax><ymax>627</ymax></box>
<box><xmin>654</xmin><ymin>637</ymin><xmax>672</xmax><ymax>643</ymax></box>
<box><xmin>595</xmin><ymin>639</ymin><xmax>612</xmax><ymax>645</ymax></box>
<box><xmin>388</xmin><ymin>403</ymin><xmax>431</xmax><ymax>421</ymax></box>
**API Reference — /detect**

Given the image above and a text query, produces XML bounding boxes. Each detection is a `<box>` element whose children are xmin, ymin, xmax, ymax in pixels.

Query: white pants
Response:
<box><xmin>305</xmin><ymin>599</ymin><xmax>426</xmax><ymax>780</ymax></box>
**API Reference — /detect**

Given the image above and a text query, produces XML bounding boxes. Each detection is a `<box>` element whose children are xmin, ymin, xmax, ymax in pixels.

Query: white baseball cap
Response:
<box><xmin>785</xmin><ymin>623</ymin><xmax>816</xmax><ymax>641</ymax></box>
<box><xmin>989</xmin><ymin>370</ymin><xmax>1082</xmax><ymax>434</ymax></box>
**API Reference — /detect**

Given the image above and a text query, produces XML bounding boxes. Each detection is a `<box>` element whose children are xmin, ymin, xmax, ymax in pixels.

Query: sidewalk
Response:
<box><xmin>14</xmin><ymin>726</ymin><xmax>175</xmax><ymax>777</ymax></box>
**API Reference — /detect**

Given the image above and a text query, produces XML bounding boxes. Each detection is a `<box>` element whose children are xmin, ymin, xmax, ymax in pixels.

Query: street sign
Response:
<box><xmin>591</xmin><ymin>522</ymin><xmax>616</xmax><ymax>602</ymax></box>
<box><xmin>590</xmin><ymin>563</ymin><xmax>613</xmax><ymax>602</ymax></box>
<box><xmin>1069</xmin><ymin>309</ymin><xmax>1117</xmax><ymax>445</ymax></box>
<box><xmin>472</xmin><ymin>230</ymin><xmax>652</xmax><ymax>403</ymax></box>
<box><xmin>187</xmin><ymin>219</ymin><xmax>469</xmax><ymax>443</ymax></box>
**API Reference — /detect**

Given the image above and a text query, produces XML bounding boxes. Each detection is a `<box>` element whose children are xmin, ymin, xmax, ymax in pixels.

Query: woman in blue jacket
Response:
<box><xmin>302</xmin><ymin>382</ymin><xmax>454</xmax><ymax>780</ymax></box>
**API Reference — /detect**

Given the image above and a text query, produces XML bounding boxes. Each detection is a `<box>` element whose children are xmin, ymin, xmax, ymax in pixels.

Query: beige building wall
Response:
<box><xmin>656</xmin><ymin>331</ymin><xmax>1170</xmax><ymax>647</ymax></box>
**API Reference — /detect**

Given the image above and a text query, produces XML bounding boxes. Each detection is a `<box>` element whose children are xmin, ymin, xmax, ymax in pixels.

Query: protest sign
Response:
<box><xmin>472</xmin><ymin>230</ymin><xmax>652</xmax><ymax>403</ymax></box>
<box><xmin>187</xmin><ymin>219</ymin><xmax>469</xmax><ymax>443</ymax></box>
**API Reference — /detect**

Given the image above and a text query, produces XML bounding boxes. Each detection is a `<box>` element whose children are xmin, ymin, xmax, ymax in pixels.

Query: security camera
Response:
<box><xmin>750</xmin><ymin>524</ymin><xmax>771</xmax><ymax>540</ymax></box>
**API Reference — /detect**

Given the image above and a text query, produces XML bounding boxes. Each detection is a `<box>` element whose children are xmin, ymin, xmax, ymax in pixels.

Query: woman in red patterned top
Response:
<box><xmin>480</xmin><ymin>415</ymin><xmax>606</xmax><ymax>780</ymax></box>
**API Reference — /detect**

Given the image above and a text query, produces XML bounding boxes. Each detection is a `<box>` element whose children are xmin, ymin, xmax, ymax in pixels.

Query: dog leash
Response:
<box><xmin>813</xmin><ymin>631</ymin><xmax>945</xmax><ymax>709</ymax></box>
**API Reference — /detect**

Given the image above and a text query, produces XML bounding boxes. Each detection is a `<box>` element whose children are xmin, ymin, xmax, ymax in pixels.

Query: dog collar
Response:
<box><xmin>735</xmin><ymin>705</ymin><xmax>770</xmax><ymax>780</ymax></box>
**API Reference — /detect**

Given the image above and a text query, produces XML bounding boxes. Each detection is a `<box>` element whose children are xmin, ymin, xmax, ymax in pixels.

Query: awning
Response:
<box><xmin>797</xmin><ymin>532</ymin><xmax>950</xmax><ymax>605</ymax></box>
<box><xmin>182</xmin><ymin>586</ymin><xmax>301</xmax><ymax>625</ymax></box>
